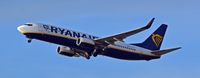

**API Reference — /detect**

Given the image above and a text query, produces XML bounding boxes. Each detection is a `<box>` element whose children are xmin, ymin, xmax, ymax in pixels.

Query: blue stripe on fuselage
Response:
<box><xmin>24</xmin><ymin>33</ymin><xmax>95</xmax><ymax>53</ymax></box>
<box><xmin>102</xmin><ymin>48</ymin><xmax>160</xmax><ymax>60</ymax></box>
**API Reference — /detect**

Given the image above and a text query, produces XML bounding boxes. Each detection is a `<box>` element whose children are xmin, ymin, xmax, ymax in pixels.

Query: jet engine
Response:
<box><xmin>76</xmin><ymin>37</ymin><xmax>95</xmax><ymax>46</ymax></box>
<box><xmin>76</xmin><ymin>38</ymin><xmax>96</xmax><ymax>54</ymax></box>
<box><xmin>57</xmin><ymin>46</ymin><xmax>78</xmax><ymax>57</ymax></box>
<box><xmin>57</xmin><ymin>46</ymin><xmax>91</xmax><ymax>59</ymax></box>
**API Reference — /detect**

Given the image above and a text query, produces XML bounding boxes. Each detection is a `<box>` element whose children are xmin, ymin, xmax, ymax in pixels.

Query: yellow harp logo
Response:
<box><xmin>152</xmin><ymin>34</ymin><xmax>163</xmax><ymax>47</ymax></box>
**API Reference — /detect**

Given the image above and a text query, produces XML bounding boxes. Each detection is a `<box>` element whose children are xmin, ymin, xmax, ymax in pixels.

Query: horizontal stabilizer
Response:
<box><xmin>151</xmin><ymin>47</ymin><xmax>181</xmax><ymax>56</ymax></box>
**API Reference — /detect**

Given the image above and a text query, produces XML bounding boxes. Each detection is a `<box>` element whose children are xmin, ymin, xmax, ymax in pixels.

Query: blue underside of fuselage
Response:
<box><xmin>24</xmin><ymin>33</ymin><xmax>160</xmax><ymax>60</ymax></box>
<box><xmin>103</xmin><ymin>48</ymin><xmax>160</xmax><ymax>60</ymax></box>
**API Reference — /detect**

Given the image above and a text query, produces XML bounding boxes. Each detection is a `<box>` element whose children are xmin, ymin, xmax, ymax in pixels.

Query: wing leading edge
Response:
<box><xmin>95</xmin><ymin>18</ymin><xmax>155</xmax><ymax>44</ymax></box>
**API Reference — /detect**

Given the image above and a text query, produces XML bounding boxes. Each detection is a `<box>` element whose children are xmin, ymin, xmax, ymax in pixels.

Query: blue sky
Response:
<box><xmin>0</xmin><ymin>0</ymin><xmax>199</xmax><ymax>78</ymax></box>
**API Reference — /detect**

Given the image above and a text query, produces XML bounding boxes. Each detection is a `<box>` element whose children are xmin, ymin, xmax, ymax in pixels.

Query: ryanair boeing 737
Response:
<box><xmin>17</xmin><ymin>18</ymin><xmax>181</xmax><ymax>61</ymax></box>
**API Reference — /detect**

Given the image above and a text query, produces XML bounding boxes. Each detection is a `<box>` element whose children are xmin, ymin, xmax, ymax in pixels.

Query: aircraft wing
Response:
<box><xmin>94</xmin><ymin>18</ymin><xmax>155</xmax><ymax>44</ymax></box>
<box><xmin>151</xmin><ymin>47</ymin><xmax>181</xmax><ymax>56</ymax></box>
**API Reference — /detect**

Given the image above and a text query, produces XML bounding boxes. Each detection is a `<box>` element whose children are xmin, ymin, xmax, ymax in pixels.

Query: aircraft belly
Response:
<box><xmin>24</xmin><ymin>33</ymin><xmax>95</xmax><ymax>53</ymax></box>
<box><xmin>102</xmin><ymin>48</ymin><xmax>160</xmax><ymax>60</ymax></box>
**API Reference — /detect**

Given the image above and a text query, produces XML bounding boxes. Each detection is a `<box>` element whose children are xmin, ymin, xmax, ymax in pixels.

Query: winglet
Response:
<box><xmin>144</xmin><ymin>18</ymin><xmax>155</xmax><ymax>29</ymax></box>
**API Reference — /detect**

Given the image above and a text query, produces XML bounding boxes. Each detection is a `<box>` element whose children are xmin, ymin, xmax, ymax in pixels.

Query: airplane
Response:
<box><xmin>17</xmin><ymin>18</ymin><xmax>181</xmax><ymax>61</ymax></box>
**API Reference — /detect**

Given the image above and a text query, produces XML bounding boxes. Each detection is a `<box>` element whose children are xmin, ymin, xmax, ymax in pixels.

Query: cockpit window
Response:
<box><xmin>24</xmin><ymin>24</ymin><xmax>33</xmax><ymax>26</ymax></box>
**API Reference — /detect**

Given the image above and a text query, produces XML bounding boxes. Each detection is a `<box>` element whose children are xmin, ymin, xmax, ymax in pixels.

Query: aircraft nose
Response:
<box><xmin>17</xmin><ymin>26</ymin><xmax>26</xmax><ymax>34</ymax></box>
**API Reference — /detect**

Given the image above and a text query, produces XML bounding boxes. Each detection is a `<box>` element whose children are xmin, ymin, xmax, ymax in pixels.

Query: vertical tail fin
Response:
<box><xmin>132</xmin><ymin>24</ymin><xmax>168</xmax><ymax>50</ymax></box>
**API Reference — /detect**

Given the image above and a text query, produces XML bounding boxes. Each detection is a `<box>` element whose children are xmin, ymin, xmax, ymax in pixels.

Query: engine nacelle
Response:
<box><xmin>57</xmin><ymin>46</ymin><xmax>92</xmax><ymax>59</ymax></box>
<box><xmin>76</xmin><ymin>38</ymin><xmax>95</xmax><ymax>53</ymax></box>
<box><xmin>57</xmin><ymin>46</ymin><xmax>77</xmax><ymax>57</ymax></box>
<box><xmin>76</xmin><ymin>37</ymin><xmax>95</xmax><ymax>46</ymax></box>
